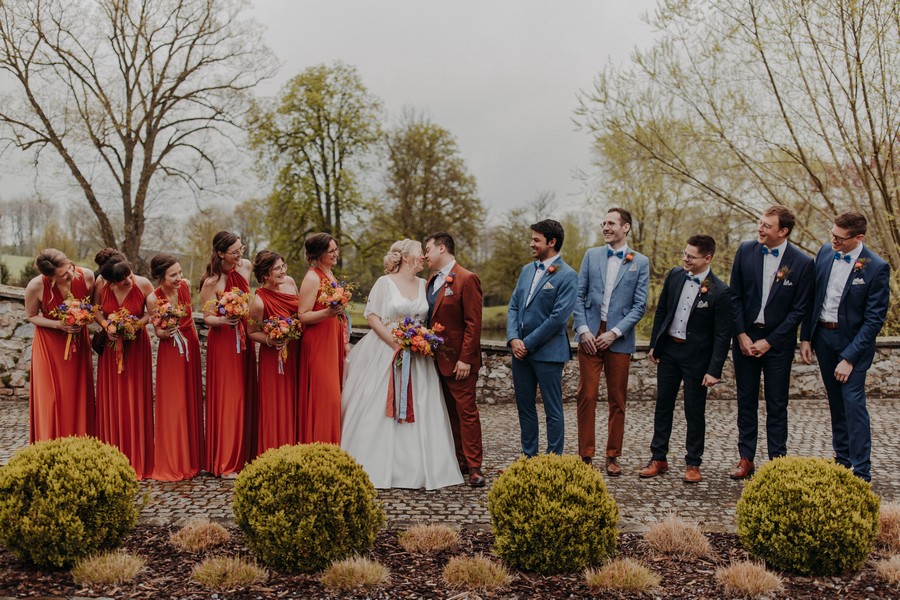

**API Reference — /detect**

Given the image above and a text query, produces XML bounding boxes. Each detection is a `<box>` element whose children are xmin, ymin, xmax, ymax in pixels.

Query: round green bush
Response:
<box><xmin>736</xmin><ymin>456</ymin><xmax>879</xmax><ymax>575</ymax></box>
<box><xmin>0</xmin><ymin>436</ymin><xmax>139</xmax><ymax>569</ymax></box>
<box><xmin>488</xmin><ymin>455</ymin><xmax>619</xmax><ymax>574</ymax></box>
<box><xmin>232</xmin><ymin>443</ymin><xmax>385</xmax><ymax>573</ymax></box>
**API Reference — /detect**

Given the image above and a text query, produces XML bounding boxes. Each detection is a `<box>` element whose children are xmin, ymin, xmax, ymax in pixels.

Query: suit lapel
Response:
<box><xmin>612</xmin><ymin>253</ymin><xmax>632</xmax><ymax>291</ymax></box>
<box><xmin>764</xmin><ymin>243</ymin><xmax>790</xmax><ymax>308</ymax></box>
<box><xmin>751</xmin><ymin>243</ymin><xmax>764</xmax><ymax>304</ymax></box>
<box><xmin>839</xmin><ymin>246</ymin><xmax>867</xmax><ymax>304</ymax></box>
<box><xmin>666</xmin><ymin>270</ymin><xmax>687</xmax><ymax>331</ymax></box>
<box><xmin>433</xmin><ymin>273</ymin><xmax>448</xmax><ymax>315</ymax></box>
<box><xmin>526</xmin><ymin>259</ymin><xmax>559</xmax><ymax>308</ymax></box>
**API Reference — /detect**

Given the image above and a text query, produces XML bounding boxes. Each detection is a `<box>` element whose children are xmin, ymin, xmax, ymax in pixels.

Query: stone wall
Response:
<box><xmin>2</xmin><ymin>285</ymin><xmax>899</xmax><ymax>403</ymax></box>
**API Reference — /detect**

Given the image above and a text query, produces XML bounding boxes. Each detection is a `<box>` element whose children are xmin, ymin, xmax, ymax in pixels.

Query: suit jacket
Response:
<box><xmin>572</xmin><ymin>246</ymin><xmax>649</xmax><ymax>354</ymax></box>
<box><xmin>649</xmin><ymin>267</ymin><xmax>733</xmax><ymax>378</ymax></box>
<box><xmin>506</xmin><ymin>256</ymin><xmax>578</xmax><ymax>363</ymax></box>
<box><xmin>427</xmin><ymin>264</ymin><xmax>483</xmax><ymax>377</ymax></box>
<box><xmin>729</xmin><ymin>240</ymin><xmax>813</xmax><ymax>347</ymax></box>
<box><xmin>800</xmin><ymin>244</ymin><xmax>890</xmax><ymax>370</ymax></box>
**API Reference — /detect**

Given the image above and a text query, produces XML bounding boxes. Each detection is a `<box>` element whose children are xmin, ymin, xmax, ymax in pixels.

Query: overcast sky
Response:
<box><xmin>0</xmin><ymin>0</ymin><xmax>660</xmax><ymax>222</ymax></box>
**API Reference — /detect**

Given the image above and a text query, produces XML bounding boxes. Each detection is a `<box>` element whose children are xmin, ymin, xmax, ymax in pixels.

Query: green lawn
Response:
<box><xmin>1</xmin><ymin>255</ymin><xmax>32</xmax><ymax>283</ymax></box>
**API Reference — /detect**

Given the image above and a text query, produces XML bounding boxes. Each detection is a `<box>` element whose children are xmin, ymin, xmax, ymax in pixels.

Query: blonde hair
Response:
<box><xmin>383</xmin><ymin>239</ymin><xmax>422</xmax><ymax>274</ymax></box>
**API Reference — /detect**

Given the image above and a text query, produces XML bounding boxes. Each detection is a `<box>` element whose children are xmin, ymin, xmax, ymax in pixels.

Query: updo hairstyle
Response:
<box><xmin>253</xmin><ymin>250</ymin><xmax>284</xmax><ymax>284</ymax></box>
<box><xmin>150</xmin><ymin>253</ymin><xmax>180</xmax><ymax>282</ymax></box>
<box><xmin>305</xmin><ymin>233</ymin><xmax>335</xmax><ymax>263</ymax></box>
<box><xmin>95</xmin><ymin>249</ymin><xmax>131</xmax><ymax>284</ymax></box>
<box><xmin>34</xmin><ymin>248</ymin><xmax>71</xmax><ymax>277</ymax></box>
<box><xmin>199</xmin><ymin>231</ymin><xmax>240</xmax><ymax>290</ymax></box>
<box><xmin>383</xmin><ymin>239</ymin><xmax>422</xmax><ymax>274</ymax></box>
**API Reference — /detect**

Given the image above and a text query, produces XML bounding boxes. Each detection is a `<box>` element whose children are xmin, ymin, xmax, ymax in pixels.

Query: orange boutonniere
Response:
<box><xmin>775</xmin><ymin>266</ymin><xmax>791</xmax><ymax>282</ymax></box>
<box><xmin>854</xmin><ymin>258</ymin><xmax>870</xmax><ymax>272</ymax></box>
<box><xmin>624</xmin><ymin>252</ymin><xmax>635</xmax><ymax>263</ymax></box>
<box><xmin>700</xmin><ymin>278</ymin><xmax>711</xmax><ymax>295</ymax></box>
<box><xmin>547</xmin><ymin>264</ymin><xmax>558</xmax><ymax>274</ymax></box>
<box><xmin>444</xmin><ymin>273</ymin><xmax>455</xmax><ymax>285</ymax></box>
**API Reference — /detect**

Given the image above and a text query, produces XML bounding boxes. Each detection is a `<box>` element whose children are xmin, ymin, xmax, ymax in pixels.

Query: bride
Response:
<box><xmin>341</xmin><ymin>239</ymin><xmax>464</xmax><ymax>490</ymax></box>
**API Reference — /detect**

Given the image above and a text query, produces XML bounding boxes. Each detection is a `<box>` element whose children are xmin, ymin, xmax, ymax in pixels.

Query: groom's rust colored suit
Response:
<box><xmin>428</xmin><ymin>264</ymin><xmax>484</xmax><ymax>470</ymax></box>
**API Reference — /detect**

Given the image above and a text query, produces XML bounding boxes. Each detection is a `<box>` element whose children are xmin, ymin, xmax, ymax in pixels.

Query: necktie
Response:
<box><xmin>685</xmin><ymin>273</ymin><xmax>700</xmax><ymax>284</ymax></box>
<box><xmin>834</xmin><ymin>252</ymin><xmax>852</xmax><ymax>263</ymax></box>
<box><xmin>761</xmin><ymin>246</ymin><xmax>779</xmax><ymax>257</ymax></box>
<box><xmin>607</xmin><ymin>248</ymin><xmax>624</xmax><ymax>259</ymax></box>
<box><xmin>533</xmin><ymin>261</ymin><xmax>545</xmax><ymax>270</ymax></box>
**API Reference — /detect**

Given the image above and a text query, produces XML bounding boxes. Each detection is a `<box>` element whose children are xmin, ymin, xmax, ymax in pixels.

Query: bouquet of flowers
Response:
<box><xmin>386</xmin><ymin>317</ymin><xmax>446</xmax><ymax>424</ymax></box>
<box><xmin>151</xmin><ymin>299</ymin><xmax>190</xmax><ymax>359</ymax></box>
<box><xmin>204</xmin><ymin>287</ymin><xmax>252</xmax><ymax>353</ymax></box>
<box><xmin>317</xmin><ymin>278</ymin><xmax>354</xmax><ymax>314</ymax></box>
<box><xmin>105</xmin><ymin>307</ymin><xmax>142</xmax><ymax>374</ymax></box>
<box><xmin>258</xmin><ymin>315</ymin><xmax>302</xmax><ymax>374</ymax></box>
<box><xmin>49</xmin><ymin>294</ymin><xmax>97</xmax><ymax>360</ymax></box>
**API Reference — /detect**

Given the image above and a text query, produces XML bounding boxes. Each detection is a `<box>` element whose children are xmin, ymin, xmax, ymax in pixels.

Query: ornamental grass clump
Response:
<box><xmin>874</xmin><ymin>555</ymin><xmax>900</xmax><ymax>584</ymax></box>
<box><xmin>169</xmin><ymin>519</ymin><xmax>231</xmax><ymax>553</ymax></box>
<box><xmin>715</xmin><ymin>561</ymin><xmax>783</xmax><ymax>598</ymax></box>
<box><xmin>442</xmin><ymin>553</ymin><xmax>512</xmax><ymax>590</ymax></box>
<box><xmin>584</xmin><ymin>558</ymin><xmax>660</xmax><ymax>593</ymax></box>
<box><xmin>736</xmin><ymin>456</ymin><xmax>879</xmax><ymax>576</ymax></box>
<box><xmin>191</xmin><ymin>555</ymin><xmax>268</xmax><ymax>590</ymax></box>
<box><xmin>0</xmin><ymin>436</ymin><xmax>139</xmax><ymax>569</ymax></box>
<box><xmin>232</xmin><ymin>443</ymin><xmax>384</xmax><ymax>573</ymax></box>
<box><xmin>71</xmin><ymin>551</ymin><xmax>146</xmax><ymax>585</ymax></box>
<box><xmin>320</xmin><ymin>556</ymin><xmax>390</xmax><ymax>591</ymax></box>
<box><xmin>878</xmin><ymin>502</ymin><xmax>900</xmax><ymax>552</ymax></box>
<box><xmin>398</xmin><ymin>523</ymin><xmax>459</xmax><ymax>554</ymax></box>
<box><xmin>644</xmin><ymin>514</ymin><xmax>713</xmax><ymax>559</ymax></box>
<box><xmin>488</xmin><ymin>455</ymin><xmax>619</xmax><ymax>574</ymax></box>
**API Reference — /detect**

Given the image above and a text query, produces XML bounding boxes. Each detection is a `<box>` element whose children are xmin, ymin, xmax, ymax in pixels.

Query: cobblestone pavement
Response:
<box><xmin>2</xmin><ymin>398</ymin><xmax>899</xmax><ymax>532</ymax></box>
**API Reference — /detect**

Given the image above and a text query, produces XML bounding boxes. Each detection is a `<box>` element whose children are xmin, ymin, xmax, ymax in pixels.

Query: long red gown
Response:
<box><xmin>97</xmin><ymin>276</ymin><xmax>154</xmax><ymax>479</ymax></box>
<box><xmin>298</xmin><ymin>267</ymin><xmax>345</xmax><ymax>444</ymax></box>
<box><xmin>205</xmin><ymin>269</ymin><xmax>257</xmax><ymax>476</ymax></box>
<box><xmin>255</xmin><ymin>287</ymin><xmax>300</xmax><ymax>455</ymax></box>
<box><xmin>29</xmin><ymin>267</ymin><xmax>95</xmax><ymax>442</ymax></box>
<box><xmin>151</xmin><ymin>281</ymin><xmax>203</xmax><ymax>481</ymax></box>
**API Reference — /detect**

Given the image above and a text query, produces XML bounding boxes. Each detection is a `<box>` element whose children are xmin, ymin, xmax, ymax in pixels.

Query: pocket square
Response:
<box><xmin>696</xmin><ymin>300</ymin><xmax>709</xmax><ymax>308</ymax></box>
<box><xmin>782</xmin><ymin>280</ymin><xmax>793</xmax><ymax>286</ymax></box>
<box><xmin>443</xmin><ymin>288</ymin><xmax>455</xmax><ymax>296</ymax></box>
<box><xmin>629</xmin><ymin>263</ymin><xmax>637</xmax><ymax>271</ymax></box>
<box><xmin>852</xmin><ymin>277</ymin><xmax>865</xmax><ymax>285</ymax></box>
<box><xmin>542</xmin><ymin>282</ymin><xmax>555</xmax><ymax>290</ymax></box>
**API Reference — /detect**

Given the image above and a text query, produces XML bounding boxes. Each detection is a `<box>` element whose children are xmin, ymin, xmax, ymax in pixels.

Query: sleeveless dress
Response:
<box><xmin>205</xmin><ymin>269</ymin><xmax>257</xmax><ymax>476</ymax></box>
<box><xmin>298</xmin><ymin>267</ymin><xmax>346</xmax><ymax>444</ymax></box>
<box><xmin>97</xmin><ymin>276</ymin><xmax>154</xmax><ymax>479</ymax></box>
<box><xmin>256</xmin><ymin>286</ymin><xmax>301</xmax><ymax>455</ymax></box>
<box><xmin>341</xmin><ymin>276</ymin><xmax>464</xmax><ymax>490</ymax></box>
<box><xmin>29</xmin><ymin>266</ymin><xmax>95</xmax><ymax>442</ymax></box>
<box><xmin>151</xmin><ymin>280</ymin><xmax>203</xmax><ymax>481</ymax></box>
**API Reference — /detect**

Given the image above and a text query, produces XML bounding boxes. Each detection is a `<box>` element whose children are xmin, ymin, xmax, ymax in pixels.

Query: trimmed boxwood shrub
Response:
<box><xmin>233</xmin><ymin>443</ymin><xmax>384</xmax><ymax>573</ymax></box>
<box><xmin>736</xmin><ymin>456</ymin><xmax>879</xmax><ymax>575</ymax></box>
<box><xmin>488</xmin><ymin>454</ymin><xmax>619</xmax><ymax>574</ymax></box>
<box><xmin>0</xmin><ymin>436</ymin><xmax>139</xmax><ymax>569</ymax></box>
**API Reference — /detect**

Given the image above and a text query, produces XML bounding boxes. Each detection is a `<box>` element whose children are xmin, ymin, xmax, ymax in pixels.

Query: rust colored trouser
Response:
<box><xmin>576</xmin><ymin>321</ymin><xmax>632</xmax><ymax>458</ymax></box>
<box><xmin>439</xmin><ymin>372</ymin><xmax>484</xmax><ymax>469</ymax></box>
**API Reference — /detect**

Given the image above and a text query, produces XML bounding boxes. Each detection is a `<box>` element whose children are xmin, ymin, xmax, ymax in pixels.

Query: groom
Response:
<box><xmin>425</xmin><ymin>232</ymin><xmax>486</xmax><ymax>487</ymax></box>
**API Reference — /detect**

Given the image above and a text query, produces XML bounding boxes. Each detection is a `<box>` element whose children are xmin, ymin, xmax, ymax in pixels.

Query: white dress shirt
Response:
<box><xmin>820</xmin><ymin>244</ymin><xmax>864</xmax><ymax>323</ymax></box>
<box><xmin>668</xmin><ymin>268</ymin><xmax>710</xmax><ymax>340</ymax></box>
<box><xmin>754</xmin><ymin>240</ymin><xmax>787</xmax><ymax>325</ymax></box>
<box><xmin>431</xmin><ymin>259</ymin><xmax>457</xmax><ymax>295</ymax></box>
<box><xmin>575</xmin><ymin>245</ymin><xmax>628</xmax><ymax>339</ymax></box>
<box><xmin>526</xmin><ymin>255</ymin><xmax>558</xmax><ymax>304</ymax></box>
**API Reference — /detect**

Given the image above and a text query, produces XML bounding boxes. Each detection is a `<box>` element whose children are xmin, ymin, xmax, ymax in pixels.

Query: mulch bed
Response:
<box><xmin>0</xmin><ymin>525</ymin><xmax>897</xmax><ymax>598</ymax></box>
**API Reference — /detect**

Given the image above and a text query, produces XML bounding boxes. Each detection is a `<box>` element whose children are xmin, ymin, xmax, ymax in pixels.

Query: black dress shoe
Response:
<box><xmin>459</xmin><ymin>465</ymin><xmax>470</xmax><ymax>476</ymax></box>
<box><xmin>468</xmin><ymin>468</ymin><xmax>486</xmax><ymax>487</ymax></box>
<box><xmin>581</xmin><ymin>456</ymin><xmax>593</xmax><ymax>466</ymax></box>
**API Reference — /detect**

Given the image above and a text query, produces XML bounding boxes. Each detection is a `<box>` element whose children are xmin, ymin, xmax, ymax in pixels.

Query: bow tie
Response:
<box><xmin>607</xmin><ymin>248</ymin><xmax>624</xmax><ymax>259</ymax></box>
<box><xmin>533</xmin><ymin>261</ymin><xmax>545</xmax><ymax>270</ymax></box>
<box><xmin>685</xmin><ymin>273</ymin><xmax>701</xmax><ymax>284</ymax></box>
<box><xmin>761</xmin><ymin>246</ymin><xmax>779</xmax><ymax>257</ymax></box>
<box><xmin>834</xmin><ymin>252</ymin><xmax>852</xmax><ymax>263</ymax></box>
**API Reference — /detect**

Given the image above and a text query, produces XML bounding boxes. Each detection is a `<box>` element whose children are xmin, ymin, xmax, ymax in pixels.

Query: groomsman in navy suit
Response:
<box><xmin>800</xmin><ymin>212</ymin><xmax>890</xmax><ymax>482</ymax></box>
<box><xmin>639</xmin><ymin>235</ymin><xmax>732</xmax><ymax>483</ymax></box>
<box><xmin>729</xmin><ymin>205</ymin><xmax>814</xmax><ymax>479</ymax></box>
<box><xmin>506</xmin><ymin>219</ymin><xmax>578</xmax><ymax>456</ymax></box>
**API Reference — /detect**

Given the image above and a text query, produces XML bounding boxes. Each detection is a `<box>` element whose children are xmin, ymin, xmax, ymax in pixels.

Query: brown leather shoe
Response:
<box><xmin>581</xmin><ymin>456</ymin><xmax>593</xmax><ymax>466</ymax></box>
<box><xmin>729</xmin><ymin>458</ymin><xmax>755</xmax><ymax>480</ymax></box>
<box><xmin>468</xmin><ymin>467</ymin><xmax>486</xmax><ymax>488</ymax></box>
<box><xmin>605</xmin><ymin>457</ymin><xmax>622</xmax><ymax>477</ymax></box>
<box><xmin>683</xmin><ymin>465</ymin><xmax>702</xmax><ymax>483</ymax></box>
<box><xmin>638</xmin><ymin>460</ymin><xmax>669</xmax><ymax>478</ymax></box>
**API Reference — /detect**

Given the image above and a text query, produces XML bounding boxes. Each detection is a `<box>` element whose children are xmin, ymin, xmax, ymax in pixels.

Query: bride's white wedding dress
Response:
<box><xmin>341</xmin><ymin>275</ymin><xmax>464</xmax><ymax>490</ymax></box>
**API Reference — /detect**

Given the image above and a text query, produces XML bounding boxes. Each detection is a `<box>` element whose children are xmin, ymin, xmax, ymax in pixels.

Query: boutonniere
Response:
<box><xmin>547</xmin><ymin>264</ymin><xmax>558</xmax><ymax>274</ymax></box>
<box><xmin>775</xmin><ymin>265</ymin><xmax>791</xmax><ymax>282</ymax></box>
<box><xmin>444</xmin><ymin>272</ymin><xmax>456</xmax><ymax>286</ymax></box>
<box><xmin>853</xmin><ymin>258</ymin><xmax>870</xmax><ymax>272</ymax></box>
<box><xmin>623</xmin><ymin>252</ymin><xmax>635</xmax><ymax>263</ymax></box>
<box><xmin>699</xmin><ymin>278</ymin><xmax>711</xmax><ymax>295</ymax></box>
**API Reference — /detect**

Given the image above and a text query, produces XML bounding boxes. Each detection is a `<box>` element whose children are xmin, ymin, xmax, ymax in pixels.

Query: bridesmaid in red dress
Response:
<box><xmin>247</xmin><ymin>251</ymin><xmax>300</xmax><ymax>455</ymax></box>
<box><xmin>200</xmin><ymin>231</ymin><xmax>257</xmax><ymax>478</ymax></box>
<box><xmin>298</xmin><ymin>233</ymin><xmax>349</xmax><ymax>444</ymax></box>
<box><xmin>93</xmin><ymin>250</ymin><xmax>155</xmax><ymax>479</ymax></box>
<box><xmin>147</xmin><ymin>253</ymin><xmax>203</xmax><ymax>481</ymax></box>
<box><xmin>25</xmin><ymin>249</ymin><xmax>96</xmax><ymax>442</ymax></box>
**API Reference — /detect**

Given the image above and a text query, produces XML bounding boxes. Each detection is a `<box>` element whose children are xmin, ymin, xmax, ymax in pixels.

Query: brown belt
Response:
<box><xmin>668</xmin><ymin>335</ymin><xmax>686</xmax><ymax>344</ymax></box>
<box><xmin>819</xmin><ymin>320</ymin><xmax>839</xmax><ymax>330</ymax></box>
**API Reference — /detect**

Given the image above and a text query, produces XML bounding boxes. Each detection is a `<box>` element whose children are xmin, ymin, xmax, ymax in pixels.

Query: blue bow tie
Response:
<box><xmin>761</xmin><ymin>246</ymin><xmax>779</xmax><ymax>257</ymax></box>
<box><xmin>834</xmin><ymin>252</ymin><xmax>852</xmax><ymax>263</ymax></box>
<box><xmin>533</xmin><ymin>261</ymin><xmax>545</xmax><ymax>270</ymax></box>
<box><xmin>685</xmin><ymin>273</ymin><xmax>701</xmax><ymax>284</ymax></box>
<box><xmin>608</xmin><ymin>248</ymin><xmax>624</xmax><ymax>259</ymax></box>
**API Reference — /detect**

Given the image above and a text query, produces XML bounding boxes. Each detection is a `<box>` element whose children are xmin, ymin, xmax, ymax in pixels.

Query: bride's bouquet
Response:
<box><xmin>151</xmin><ymin>299</ymin><xmax>190</xmax><ymax>360</ymax></box>
<box><xmin>257</xmin><ymin>315</ymin><xmax>302</xmax><ymax>374</ymax></box>
<box><xmin>204</xmin><ymin>287</ymin><xmax>252</xmax><ymax>353</ymax></box>
<box><xmin>105</xmin><ymin>307</ymin><xmax>142</xmax><ymax>374</ymax></box>
<box><xmin>49</xmin><ymin>293</ymin><xmax>97</xmax><ymax>360</ymax></box>
<box><xmin>386</xmin><ymin>317</ymin><xmax>446</xmax><ymax>424</ymax></box>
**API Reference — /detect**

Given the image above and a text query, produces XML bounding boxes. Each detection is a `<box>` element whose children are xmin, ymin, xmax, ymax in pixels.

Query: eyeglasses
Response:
<box><xmin>681</xmin><ymin>250</ymin><xmax>706</xmax><ymax>261</ymax></box>
<box><xmin>326</xmin><ymin>248</ymin><xmax>340</xmax><ymax>255</ymax></box>
<box><xmin>272</xmin><ymin>264</ymin><xmax>288</xmax><ymax>273</ymax></box>
<box><xmin>829</xmin><ymin>229</ymin><xmax>854</xmax><ymax>243</ymax></box>
<box><xmin>226</xmin><ymin>246</ymin><xmax>245</xmax><ymax>257</ymax></box>
<box><xmin>757</xmin><ymin>221</ymin><xmax>773</xmax><ymax>230</ymax></box>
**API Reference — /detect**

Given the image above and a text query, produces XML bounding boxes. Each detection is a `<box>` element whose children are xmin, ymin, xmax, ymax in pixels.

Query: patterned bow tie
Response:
<box><xmin>834</xmin><ymin>252</ymin><xmax>852</xmax><ymax>263</ymax></box>
<box><xmin>685</xmin><ymin>273</ymin><xmax>701</xmax><ymax>284</ymax></box>
<box><xmin>607</xmin><ymin>248</ymin><xmax>624</xmax><ymax>259</ymax></box>
<box><xmin>761</xmin><ymin>246</ymin><xmax>779</xmax><ymax>257</ymax></box>
<box><xmin>533</xmin><ymin>261</ymin><xmax>545</xmax><ymax>270</ymax></box>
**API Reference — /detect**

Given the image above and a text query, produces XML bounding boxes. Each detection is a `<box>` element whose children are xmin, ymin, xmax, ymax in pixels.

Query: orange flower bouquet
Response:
<box><xmin>49</xmin><ymin>294</ymin><xmax>97</xmax><ymax>360</ymax></box>
<box><xmin>386</xmin><ymin>317</ymin><xmax>446</xmax><ymax>424</ymax></box>
<box><xmin>258</xmin><ymin>315</ymin><xmax>302</xmax><ymax>374</ymax></box>
<box><xmin>204</xmin><ymin>287</ymin><xmax>252</xmax><ymax>353</ymax></box>
<box><xmin>151</xmin><ymin>299</ymin><xmax>190</xmax><ymax>359</ymax></box>
<box><xmin>105</xmin><ymin>307</ymin><xmax>142</xmax><ymax>374</ymax></box>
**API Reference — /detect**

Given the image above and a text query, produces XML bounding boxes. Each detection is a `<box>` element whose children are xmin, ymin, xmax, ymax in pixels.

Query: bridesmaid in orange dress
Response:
<box><xmin>200</xmin><ymin>231</ymin><xmax>257</xmax><ymax>478</ymax></box>
<box><xmin>247</xmin><ymin>251</ymin><xmax>300</xmax><ymax>455</ymax></box>
<box><xmin>147</xmin><ymin>253</ymin><xmax>203</xmax><ymax>481</ymax></box>
<box><xmin>24</xmin><ymin>249</ymin><xmax>96</xmax><ymax>442</ymax></box>
<box><xmin>93</xmin><ymin>250</ymin><xmax>155</xmax><ymax>479</ymax></box>
<box><xmin>298</xmin><ymin>233</ymin><xmax>349</xmax><ymax>444</ymax></box>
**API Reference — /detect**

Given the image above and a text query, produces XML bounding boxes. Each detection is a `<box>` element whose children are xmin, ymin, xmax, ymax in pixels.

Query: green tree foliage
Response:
<box><xmin>0</xmin><ymin>260</ymin><xmax>9</xmax><ymax>285</ymax></box>
<box><xmin>248</xmin><ymin>62</ymin><xmax>383</xmax><ymax>266</ymax></box>
<box><xmin>479</xmin><ymin>208</ymin><xmax>532</xmax><ymax>307</ymax></box>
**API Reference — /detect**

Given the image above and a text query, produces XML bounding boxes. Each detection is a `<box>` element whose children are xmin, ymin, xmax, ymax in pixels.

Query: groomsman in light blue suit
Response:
<box><xmin>507</xmin><ymin>219</ymin><xmax>578</xmax><ymax>456</ymax></box>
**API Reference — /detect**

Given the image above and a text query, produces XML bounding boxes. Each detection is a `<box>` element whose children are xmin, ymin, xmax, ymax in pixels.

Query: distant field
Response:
<box><xmin>0</xmin><ymin>255</ymin><xmax>31</xmax><ymax>281</ymax></box>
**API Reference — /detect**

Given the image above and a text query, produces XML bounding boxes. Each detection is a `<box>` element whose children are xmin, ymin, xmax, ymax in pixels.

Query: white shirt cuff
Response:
<box><xmin>575</xmin><ymin>325</ymin><xmax>591</xmax><ymax>337</ymax></box>
<box><xmin>611</xmin><ymin>327</ymin><xmax>623</xmax><ymax>338</ymax></box>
